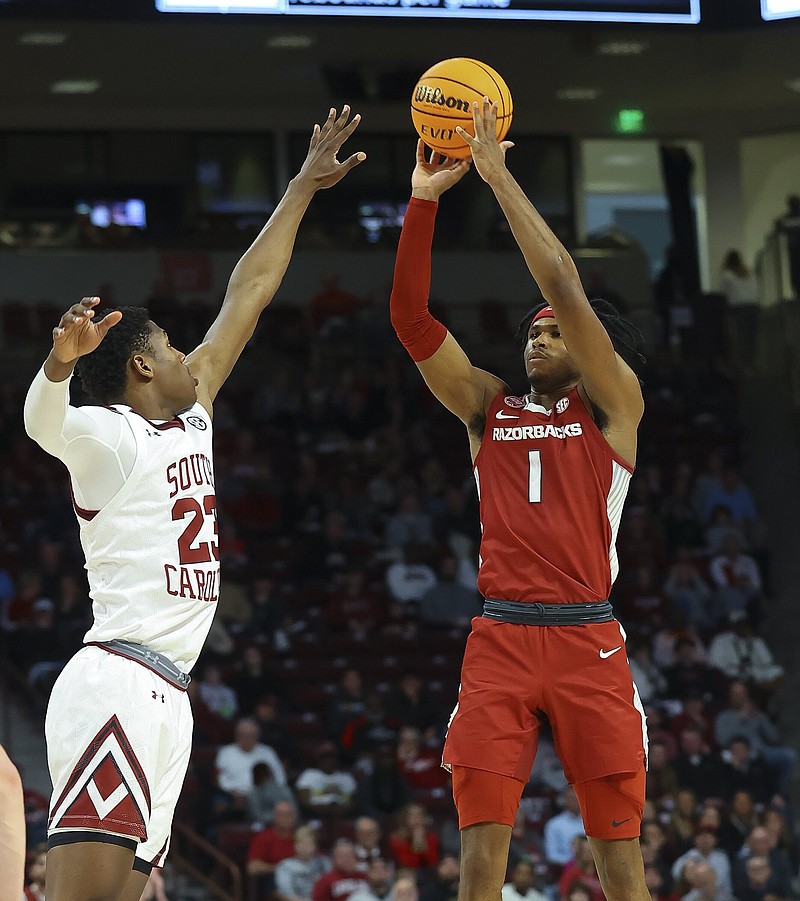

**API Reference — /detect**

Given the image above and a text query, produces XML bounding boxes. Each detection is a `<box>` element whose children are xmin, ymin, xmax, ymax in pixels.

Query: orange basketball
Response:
<box><xmin>411</xmin><ymin>58</ymin><xmax>513</xmax><ymax>160</ymax></box>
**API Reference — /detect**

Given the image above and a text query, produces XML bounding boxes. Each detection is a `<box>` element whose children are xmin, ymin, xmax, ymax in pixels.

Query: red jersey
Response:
<box><xmin>474</xmin><ymin>387</ymin><xmax>633</xmax><ymax>604</ymax></box>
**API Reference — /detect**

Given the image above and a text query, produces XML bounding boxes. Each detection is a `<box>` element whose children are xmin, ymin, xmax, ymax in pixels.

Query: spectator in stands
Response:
<box><xmin>390</xmin><ymin>875</ymin><xmax>419</xmax><ymax>901</ymax></box>
<box><xmin>733</xmin><ymin>826</ymin><xmax>794</xmax><ymax>900</ymax></box>
<box><xmin>776</xmin><ymin>193</ymin><xmax>800</xmax><ymax>298</ymax></box>
<box><xmin>678</xmin><ymin>860</ymin><xmax>724</xmax><ymax>901</ymax></box>
<box><xmin>1</xmin><ymin>570</ymin><xmax>48</xmax><ymax>632</ymax></box>
<box><xmin>669</xmin><ymin>691</ymin><xmax>716</xmax><ymax>748</ymax></box>
<box><xmin>231</xmin><ymin>645</ymin><xmax>281</xmax><ymax>716</ymax></box>
<box><xmin>627</xmin><ymin>639</ymin><xmax>668</xmax><ymax>704</ymax></box>
<box><xmin>735</xmin><ymin>857</ymin><xmax>774</xmax><ymax>901</ymax></box>
<box><xmin>663</xmin><ymin>637</ymin><xmax>719</xmax><ymax>701</ymax></box>
<box><xmin>708</xmin><ymin>612</ymin><xmax>784</xmax><ymax>691</ymax></box>
<box><xmin>348</xmin><ymin>857</ymin><xmax>395</xmax><ymax>901</ymax></box>
<box><xmin>418</xmin><ymin>553</ymin><xmax>480</xmax><ymax>630</ymax></box>
<box><xmin>717</xmin><ymin>737</ymin><xmax>777</xmax><ymax>805</ymax></box>
<box><xmin>692</xmin><ymin>451</ymin><xmax>726</xmax><ymax>521</ymax></box>
<box><xmin>326</xmin><ymin>568</ymin><xmax>386</xmax><ymax>639</ymax></box>
<box><xmin>275</xmin><ymin>826</ymin><xmax>332</xmax><ymax>901</ymax></box>
<box><xmin>703</xmin><ymin>468</ymin><xmax>759</xmax><ymax>541</ymax></box>
<box><xmin>252</xmin><ymin>695</ymin><xmax>299</xmax><ymax>773</ymax></box>
<box><xmin>646</xmin><ymin>739</ymin><xmax>680</xmax><ymax>805</ymax></box>
<box><xmin>709</xmin><ymin>534</ymin><xmax>763</xmax><ymax>623</ymax></box>
<box><xmin>340</xmin><ymin>690</ymin><xmax>401</xmax><ymax>762</ymax></box>
<box><xmin>761</xmin><ymin>808</ymin><xmax>797</xmax><ymax>869</ymax></box>
<box><xmin>644</xmin><ymin>864</ymin><xmax>679</xmax><ymax>901</ymax></box>
<box><xmin>249</xmin><ymin>574</ymin><xmax>290</xmax><ymax>652</ymax></box>
<box><xmin>295</xmin><ymin>742</ymin><xmax>357</xmax><ymax>817</ymax></box>
<box><xmin>714</xmin><ymin>681</ymin><xmax>796</xmax><ymax>794</ymax></box>
<box><xmin>672</xmin><ymin>726</ymin><xmax>724</xmax><ymax>801</ymax></box>
<box><xmin>543</xmin><ymin>787</ymin><xmax>585</xmax><ymax>868</ymax></box>
<box><xmin>310</xmin><ymin>272</ymin><xmax>368</xmax><ymax>335</ymax></box>
<box><xmin>557</xmin><ymin>837</ymin><xmax>603</xmax><ymax>901</ymax></box>
<box><xmin>328</xmin><ymin>669</ymin><xmax>367</xmax><ymax>740</ymax></box>
<box><xmin>20</xmin><ymin>598</ymin><xmax>63</xmax><ymax>693</ymax></box>
<box><xmin>704</xmin><ymin>505</ymin><xmax>745</xmax><ymax>556</ymax></box>
<box><xmin>248</xmin><ymin>801</ymin><xmax>300</xmax><ymax>895</ymax></box>
<box><xmin>663</xmin><ymin>550</ymin><xmax>714</xmax><ymax>631</ymax></box>
<box><xmin>249</xmin><ymin>761</ymin><xmax>298</xmax><ymax>827</ymax></box>
<box><xmin>215</xmin><ymin>717</ymin><xmax>287</xmax><ymax>820</ymax></box>
<box><xmin>355</xmin><ymin>742</ymin><xmax>413</xmax><ymax>818</ymax></box>
<box><xmin>420</xmin><ymin>854</ymin><xmax>460</xmax><ymax>901</ymax></box>
<box><xmin>501</xmin><ymin>860</ymin><xmax>548</xmax><ymax>901</ymax></box>
<box><xmin>719</xmin><ymin>250</ymin><xmax>759</xmax><ymax>372</ymax></box>
<box><xmin>53</xmin><ymin>572</ymin><xmax>91</xmax><ymax>659</ymax></box>
<box><xmin>385</xmin><ymin>544</ymin><xmax>437</xmax><ymax>606</ymax></box>
<box><xmin>198</xmin><ymin>663</ymin><xmax>238</xmax><ymax>720</ymax></box>
<box><xmin>23</xmin><ymin>843</ymin><xmax>47</xmax><ymax>901</ymax></box>
<box><xmin>715</xmin><ymin>791</ymin><xmax>758</xmax><ymax>859</ymax></box>
<box><xmin>562</xmin><ymin>883</ymin><xmax>594</xmax><ymax>901</ymax></box>
<box><xmin>312</xmin><ymin>839</ymin><xmax>367</xmax><ymax>901</ymax></box>
<box><xmin>387</xmin><ymin>673</ymin><xmax>443</xmax><ymax>740</ymax></box>
<box><xmin>353</xmin><ymin>816</ymin><xmax>387</xmax><ymax>872</ymax></box>
<box><xmin>386</xmin><ymin>491</ymin><xmax>434</xmax><ymax>549</ymax></box>
<box><xmin>388</xmin><ymin>802</ymin><xmax>440</xmax><ymax>870</ymax></box>
<box><xmin>396</xmin><ymin>726</ymin><xmax>448</xmax><ymax>790</ymax></box>
<box><xmin>668</xmin><ymin>789</ymin><xmax>699</xmax><ymax>854</ymax></box>
<box><xmin>671</xmin><ymin>825</ymin><xmax>733</xmax><ymax>901</ymax></box>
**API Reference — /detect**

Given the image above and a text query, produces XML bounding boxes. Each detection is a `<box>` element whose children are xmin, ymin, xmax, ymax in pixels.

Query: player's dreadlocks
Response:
<box><xmin>516</xmin><ymin>299</ymin><xmax>646</xmax><ymax>375</ymax></box>
<box><xmin>76</xmin><ymin>306</ymin><xmax>152</xmax><ymax>404</ymax></box>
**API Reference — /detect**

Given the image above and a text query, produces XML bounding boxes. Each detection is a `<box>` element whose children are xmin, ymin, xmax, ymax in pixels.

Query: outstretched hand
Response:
<box><xmin>297</xmin><ymin>106</ymin><xmax>366</xmax><ymax>190</ymax></box>
<box><xmin>455</xmin><ymin>97</ymin><xmax>514</xmax><ymax>185</ymax></box>
<box><xmin>52</xmin><ymin>297</ymin><xmax>122</xmax><ymax>364</ymax></box>
<box><xmin>411</xmin><ymin>140</ymin><xmax>471</xmax><ymax>202</ymax></box>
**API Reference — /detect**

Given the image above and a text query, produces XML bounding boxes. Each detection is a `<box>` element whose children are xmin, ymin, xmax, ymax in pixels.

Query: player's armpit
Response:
<box><xmin>415</xmin><ymin>332</ymin><xmax>506</xmax><ymax>425</ymax></box>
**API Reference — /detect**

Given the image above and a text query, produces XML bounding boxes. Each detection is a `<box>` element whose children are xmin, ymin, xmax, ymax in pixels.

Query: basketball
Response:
<box><xmin>411</xmin><ymin>58</ymin><xmax>513</xmax><ymax>160</ymax></box>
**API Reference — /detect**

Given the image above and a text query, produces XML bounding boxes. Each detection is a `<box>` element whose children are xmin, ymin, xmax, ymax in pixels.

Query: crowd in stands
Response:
<box><xmin>1</xmin><ymin>287</ymin><xmax>797</xmax><ymax>901</ymax></box>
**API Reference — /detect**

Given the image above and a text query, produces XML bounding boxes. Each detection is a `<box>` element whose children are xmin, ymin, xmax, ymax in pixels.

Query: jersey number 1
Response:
<box><xmin>528</xmin><ymin>450</ymin><xmax>542</xmax><ymax>503</ymax></box>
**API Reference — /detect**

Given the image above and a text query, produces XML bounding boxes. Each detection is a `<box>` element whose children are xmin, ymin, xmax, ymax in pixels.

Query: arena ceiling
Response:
<box><xmin>0</xmin><ymin>3</ymin><xmax>798</xmax><ymax>137</ymax></box>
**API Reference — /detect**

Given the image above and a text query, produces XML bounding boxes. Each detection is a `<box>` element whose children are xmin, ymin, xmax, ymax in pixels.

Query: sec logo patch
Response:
<box><xmin>556</xmin><ymin>398</ymin><xmax>570</xmax><ymax>414</ymax></box>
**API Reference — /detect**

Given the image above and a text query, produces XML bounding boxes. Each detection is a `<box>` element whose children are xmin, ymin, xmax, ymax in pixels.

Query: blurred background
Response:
<box><xmin>3</xmin><ymin>2</ymin><xmax>800</xmax><ymax>900</ymax></box>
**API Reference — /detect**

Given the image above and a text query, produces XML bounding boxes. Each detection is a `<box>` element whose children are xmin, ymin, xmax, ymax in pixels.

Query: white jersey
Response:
<box><xmin>79</xmin><ymin>402</ymin><xmax>218</xmax><ymax>672</ymax></box>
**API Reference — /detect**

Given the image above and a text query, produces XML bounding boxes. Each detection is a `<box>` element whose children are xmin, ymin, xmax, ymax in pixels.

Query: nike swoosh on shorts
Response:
<box><xmin>599</xmin><ymin>646</ymin><xmax>622</xmax><ymax>659</ymax></box>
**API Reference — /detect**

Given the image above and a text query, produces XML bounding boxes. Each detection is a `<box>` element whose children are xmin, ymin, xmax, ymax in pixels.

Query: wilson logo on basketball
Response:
<box><xmin>414</xmin><ymin>85</ymin><xmax>471</xmax><ymax>112</ymax></box>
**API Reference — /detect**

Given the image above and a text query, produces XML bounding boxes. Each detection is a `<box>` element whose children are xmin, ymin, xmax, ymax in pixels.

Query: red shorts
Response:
<box><xmin>442</xmin><ymin>617</ymin><xmax>647</xmax><ymax>785</ymax></box>
<box><xmin>451</xmin><ymin>766</ymin><xmax>644</xmax><ymax>840</ymax></box>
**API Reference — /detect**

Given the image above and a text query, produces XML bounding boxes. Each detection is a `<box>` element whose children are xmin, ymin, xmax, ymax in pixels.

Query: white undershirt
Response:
<box><xmin>23</xmin><ymin>366</ymin><xmax>137</xmax><ymax>510</ymax></box>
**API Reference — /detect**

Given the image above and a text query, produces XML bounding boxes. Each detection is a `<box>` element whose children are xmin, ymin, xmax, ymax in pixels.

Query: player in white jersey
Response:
<box><xmin>23</xmin><ymin>107</ymin><xmax>365</xmax><ymax>901</ymax></box>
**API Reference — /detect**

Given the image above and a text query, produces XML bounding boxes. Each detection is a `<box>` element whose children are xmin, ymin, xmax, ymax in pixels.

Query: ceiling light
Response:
<box><xmin>50</xmin><ymin>80</ymin><xmax>100</xmax><ymax>95</ymax></box>
<box><xmin>556</xmin><ymin>87</ymin><xmax>600</xmax><ymax>101</ymax></box>
<box><xmin>598</xmin><ymin>40</ymin><xmax>649</xmax><ymax>55</ymax></box>
<box><xmin>19</xmin><ymin>31</ymin><xmax>67</xmax><ymax>46</ymax></box>
<box><xmin>784</xmin><ymin>78</ymin><xmax>800</xmax><ymax>93</ymax></box>
<box><xmin>266</xmin><ymin>34</ymin><xmax>315</xmax><ymax>49</ymax></box>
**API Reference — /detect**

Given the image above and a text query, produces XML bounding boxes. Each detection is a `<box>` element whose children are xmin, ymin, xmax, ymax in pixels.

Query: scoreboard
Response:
<box><xmin>156</xmin><ymin>0</ymin><xmax>701</xmax><ymax>23</ymax></box>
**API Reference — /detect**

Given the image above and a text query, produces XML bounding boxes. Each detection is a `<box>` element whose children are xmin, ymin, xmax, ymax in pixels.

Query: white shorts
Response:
<box><xmin>46</xmin><ymin>645</ymin><xmax>193</xmax><ymax>868</ymax></box>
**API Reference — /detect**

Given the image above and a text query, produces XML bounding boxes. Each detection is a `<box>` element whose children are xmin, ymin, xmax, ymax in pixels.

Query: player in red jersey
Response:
<box><xmin>389</xmin><ymin>99</ymin><xmax>649</xmax><ymax>901</ymax></box>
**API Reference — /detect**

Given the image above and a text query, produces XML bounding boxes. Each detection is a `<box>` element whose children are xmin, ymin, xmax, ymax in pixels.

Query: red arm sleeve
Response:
<box><xmin>390</xmin><ymin>197</ymin><xmax>448</xmax><ymax>362</ymax></box>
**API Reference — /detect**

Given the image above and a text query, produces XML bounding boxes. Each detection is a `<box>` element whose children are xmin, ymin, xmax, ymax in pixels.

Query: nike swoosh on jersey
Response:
<box><xmin>496</xmin><ymin>411</ymin><xmax>520</xmax><ymax>420</ymax></box>
<box><xmin>599</xmin><ymin>646</ymin><xmax>622</xmax><ymax>659</ymax></box>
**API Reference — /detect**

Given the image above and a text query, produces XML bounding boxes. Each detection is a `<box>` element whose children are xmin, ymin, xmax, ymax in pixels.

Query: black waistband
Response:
<box><xmin>482</xmin><ymin>598</ymin><xmax>614</xmax><ymax>625</ymax></box>
<box><xmin>86</xmin><ymin>639</ymin><xmax>191</xmax><ymax>690</ymax></box>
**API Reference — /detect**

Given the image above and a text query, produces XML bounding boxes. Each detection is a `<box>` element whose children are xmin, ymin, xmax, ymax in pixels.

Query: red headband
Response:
<box><xmin>532</xmin><ymin>306</ymin><xmax>556</xmax><ymax>323</ymax></box>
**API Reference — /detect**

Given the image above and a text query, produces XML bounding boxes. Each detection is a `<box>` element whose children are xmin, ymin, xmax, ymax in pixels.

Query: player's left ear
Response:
<box><xmin>131</xmin><ymin>353</ymin><xmax>155</xmax><ymax>381</ymax></box>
